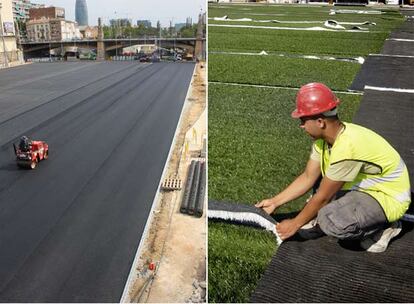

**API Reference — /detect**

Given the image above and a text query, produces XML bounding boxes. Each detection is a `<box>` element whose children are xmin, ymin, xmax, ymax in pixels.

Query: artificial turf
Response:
<box><xmin>208</xmin><ymin>85</ymin><xmax>361</xmax><ymax>208</ymax></box>
<box><xmin>207</xmin><ymin>4</ymin><xmax>403</xmax><ymax>303</ymax></box>
<box><xmin>209</xmin><ymin>54</ymin><xmax>361</xmax><ymax>91</ymax></box>
<box><xmin>208</xmin><ymin>223</ymin><xmax>277</xmax><ymax>303</ymax></box>
<box><xmin>209</xmin><ymin>27</ymin><xmax>389</xmax><ymax>56</ymax></box>
<box><xmin>208</xmin><ymin>85</ymin><xmax>361</xmax><ymax>303</ymax></box>
<box><xmin>209</xmin><ymin>4</ymin><xmax>403</xmax><ymax>29</ymax></box>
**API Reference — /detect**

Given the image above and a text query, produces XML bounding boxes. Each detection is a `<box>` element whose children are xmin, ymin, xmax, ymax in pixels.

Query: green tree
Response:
<box><xmin>179</xmin><ymin>24</ymin><xmax>197</xmax><ymax>38</ymax></box>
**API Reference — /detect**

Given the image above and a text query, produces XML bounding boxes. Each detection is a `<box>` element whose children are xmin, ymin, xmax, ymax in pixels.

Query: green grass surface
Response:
<box><xmin>208</xmin><ymin>223</ymin><xmax>277</xmax><ymax>303</ymax></box>
<box><xmin>208</xmin><ymin>4</ymin><xmax>402</xmax><ymax>56</ymax></box>
<box><xmin>208</xmin><ymin>85</ymin><xmax>361</xmax><ymax>205</ymax></box>
<box><xmin>209</xmin><ymin>54</ymin><xmax>360</xmax><ymax>91</ymax></box>
<box><xmin>208</xmin><ymin>85</ymin><xmax>361</xmax><ymax>302</ymax></box>
<box><xmin>209</xmin><ymin>4</ymin><xmax>403</xmax><ymax>28</ymax></box>
<box><xmin>209</xmin><ymin>27</ymin><xmax>389</xmax><ymax>56</ymax></box>
<box><xmin>208</xmin><ymin>3</ymin><xmax>403</xmax><ymax>303</ymax></box>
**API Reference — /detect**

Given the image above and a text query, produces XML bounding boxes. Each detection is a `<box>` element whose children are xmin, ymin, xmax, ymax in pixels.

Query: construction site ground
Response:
<box><xmin>124</xmin><ymin>62</ymin><xmax>207</xmax><ymax>303</ymax></box>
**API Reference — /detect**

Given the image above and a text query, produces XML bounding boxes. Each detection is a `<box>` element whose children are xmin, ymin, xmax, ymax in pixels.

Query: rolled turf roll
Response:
<box><xmin>208</xmin><ymin>200</ymin><xmax>282</xmax><ymax>245</ymax></box>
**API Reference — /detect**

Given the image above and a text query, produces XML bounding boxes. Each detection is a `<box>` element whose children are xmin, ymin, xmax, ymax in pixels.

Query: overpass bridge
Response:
<box><xmin>20</xmin><ymin>37</ymin><xmax>205</xmax><ymax>59</ymax></box>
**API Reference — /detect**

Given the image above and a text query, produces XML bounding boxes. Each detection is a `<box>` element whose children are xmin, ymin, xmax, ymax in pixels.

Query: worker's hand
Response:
<box><xmin>255</xmin><ymin>198</ymin><xmax>277</xmax><ymax>215</ymax></box>
<box><xmin>276</xmin><ymin>219</ymin><xmax>301</xmax><ymax>241</ymax></box>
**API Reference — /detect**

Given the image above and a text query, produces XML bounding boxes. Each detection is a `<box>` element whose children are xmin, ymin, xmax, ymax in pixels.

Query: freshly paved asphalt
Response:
<box><xmin>0</xmin><ymin>61</ymin><xmax>195</xmax><ymax>302</ymax></box>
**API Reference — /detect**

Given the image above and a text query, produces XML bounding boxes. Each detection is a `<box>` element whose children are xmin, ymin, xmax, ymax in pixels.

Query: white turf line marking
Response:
<box><xmin>120</xmin><ymin>64</ymin><xmax>197</xmax><ymax>303</ymax></box>
<box><xmin>210</xmin><ymin>50</ymin><xmax>364</xmax><ymax>64</ymax></box>
<box><xmin>369</xmin><ymin>53</ymin><xmax>414</xmax><ymax>59</ymax></box>
<box><xmin>209</xmin><ymin>81</ymin><xmax>364</xmax><ymax>95</ymax></box>
<box><xmin>208</xmin><ymin>23</ymin><xmax>376</xmax><ymax>33</ymax></box>
<box><xmin>209</xmin><ymin>17</ymin><xmax>377</xmax><ymax>26</ymax></box>
<box><xmin>386</xmin><ymin>38</ymin><xmax>414</xmax><ymax>42</ymax></box>
<box><xmin>364</xmin><ymin>85</ymin><xmax>414</xmax><ymax>94</ymax></box>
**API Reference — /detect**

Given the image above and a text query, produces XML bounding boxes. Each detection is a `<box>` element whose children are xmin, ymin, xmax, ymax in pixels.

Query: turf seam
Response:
<box><xmin>209</xmin><ymin>81</ymin><xmax>364</xmax><ymax>95</ymax></box>
<box><xmin>209</xmin><ymin>23</ymin><xmax>383</xmax><ymax>33</ymax></box>
<box><xmin>210</xmin><ymin>50</ymin><xmax>364</xmax><ymax>63</ymax></box>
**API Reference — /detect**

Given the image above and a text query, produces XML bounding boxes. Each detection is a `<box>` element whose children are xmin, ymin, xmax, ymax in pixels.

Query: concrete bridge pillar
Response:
<box><xmin>194</xmin><ymin>13</ymin><xmax>206</xmax><ymax>62</ymax></box>
<box><xmin>97</xmin><ymin>18</ymin><xmax>105</xmax><ymax>61</ymax></box>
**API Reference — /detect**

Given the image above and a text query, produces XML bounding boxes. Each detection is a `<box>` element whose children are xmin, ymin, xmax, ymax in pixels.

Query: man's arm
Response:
<box><xmin>256</xmin><ymin>158</ymin><xmax>321</xmax><ymax>214</ymax></box>
<box><xmin>276</xmin><ymin>177</ymin><xmax>345</xmax><ymax>240</ymax></box>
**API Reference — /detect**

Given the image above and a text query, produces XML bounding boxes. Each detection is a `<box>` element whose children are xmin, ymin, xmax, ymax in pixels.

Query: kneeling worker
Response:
<box><xmin>256</xmin><ymin>82</ymin><xmax>411</xmax><ymax>253</ymax></box>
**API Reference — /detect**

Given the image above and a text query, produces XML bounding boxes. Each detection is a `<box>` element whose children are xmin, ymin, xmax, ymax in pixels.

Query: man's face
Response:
<box><xmin>299</xmin><ymin>116</ymin><xmax>324</xmax><ymax>139</ymax></box>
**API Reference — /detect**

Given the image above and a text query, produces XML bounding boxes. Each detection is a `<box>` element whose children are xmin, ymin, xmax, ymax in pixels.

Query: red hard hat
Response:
<box><xmin>291</xmin><ymin>83</ymin><xmax>340</xmax><ymax>118</ymax></box>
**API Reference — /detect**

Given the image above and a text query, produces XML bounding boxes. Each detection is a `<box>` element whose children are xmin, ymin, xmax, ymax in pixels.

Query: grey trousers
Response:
<box><xmin>317</xmin><ymin>191</ymin><xmax>387</xmax><ymax>240</ymax></box>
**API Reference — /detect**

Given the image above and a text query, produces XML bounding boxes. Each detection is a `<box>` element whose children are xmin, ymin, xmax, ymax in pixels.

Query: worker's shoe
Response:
<box><xmin>360</xmin><ymin>221</ymin><xmax>402</xmax><ymax>253</ymax></box>
<box><xmin>298</xmin><ymin>219</ymin><xmax>324</xmax><ymax>239</ymax></box>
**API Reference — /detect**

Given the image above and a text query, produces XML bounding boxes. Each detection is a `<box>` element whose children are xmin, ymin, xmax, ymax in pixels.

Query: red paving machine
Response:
<box><xmin>13</xmin><ymin>136</ymin><xmax>49</xmax><ymax>169</ymax></box>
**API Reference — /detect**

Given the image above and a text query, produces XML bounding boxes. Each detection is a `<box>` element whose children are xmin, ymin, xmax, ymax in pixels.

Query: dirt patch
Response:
<box><xmin>123</xmin><ymin>62</ymin><xmax>206</xmax><ymax>303</ymax></box>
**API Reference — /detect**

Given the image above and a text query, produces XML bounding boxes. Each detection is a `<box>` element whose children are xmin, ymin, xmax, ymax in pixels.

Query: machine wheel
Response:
<box><xmin>30</xmin><ymin>159</ymin><xmax>37</xmax><ymax>169</ymax></box>
<box><xmin>44</xmin><ymin>150</ymin><xmax>49</xmax><ymax>160</ymax></box>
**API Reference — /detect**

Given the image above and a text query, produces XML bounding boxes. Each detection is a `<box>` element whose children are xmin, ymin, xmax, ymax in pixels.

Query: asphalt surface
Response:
<box><xmin>0</xmin><ymin>61</ymin><xmax>195</xmax><ymax>302</ymax></box>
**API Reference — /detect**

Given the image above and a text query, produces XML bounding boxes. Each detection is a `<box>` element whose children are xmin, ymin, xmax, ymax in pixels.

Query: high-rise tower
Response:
<box><xmin>75</xmin><ymin>0</ymin><xmax>88</xmax><ymax>26</ymax></box>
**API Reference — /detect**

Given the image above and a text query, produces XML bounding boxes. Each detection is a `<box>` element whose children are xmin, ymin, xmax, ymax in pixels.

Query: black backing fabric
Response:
<box><xmin>251</xmin><ymin>222</ymin><xmax>414</xmax><ymax>303</ymax></box>
<box><xmin>353</xmin><ymin>90</ymin><xmax>414</xmax><ymax>189</ymax></box>
<box><xmin>382</xmin><ymin>40</ymin><xmax>414</xmax><ymax>56</ymax></box>
<box><xmin>390</xmin><ymin>10</ymin><xmax>414</xmax><ymax>39</ymax></box>
<box><xmin>251</xmin><ymin>12</ymin><xmax>414</xmax><ymax>303</ymax></box>
<box><xmin>349</xmin><ymin>56</ymin><xmax>414</xmax><ymax>91</ymax></box>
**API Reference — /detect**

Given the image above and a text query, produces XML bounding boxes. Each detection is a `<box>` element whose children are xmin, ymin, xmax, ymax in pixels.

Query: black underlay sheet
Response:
<box><xmin>381</xmin><ymin>40</ymin><xmax>414</xmax><ymax>56</ymax></box>
<box><xmin>352</xmin><ymin>90</ymin><xmax>414</xmax><ymax>189</ymax></box>
<box><xmin>349</xmin><ymin>56</ymin><xmax>414</xmax><ymax>91</ymax></box>
<box><xmin>251</xmin><ymin>222</ymin><xmax>414</xmax><ymax>303</ymax></box>
<box><xmin>389</xmin><ymin>10</ymin><xmax>413</xmax><ymax>40</ymax></box>
<box><xmin>382</xmin><ymin>13</ymin><xmax>413</xmax><ymax>56</ymax></box>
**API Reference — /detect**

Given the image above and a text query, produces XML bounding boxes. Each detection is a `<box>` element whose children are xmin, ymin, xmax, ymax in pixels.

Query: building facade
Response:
<box><xmin>26</xmin><ymin>6</ymin><xmax>81</xmax><ymax>42</ymax></box>
<box><xmin>12</xmin><ymin>0</ymin><xmax>43</xmax><ymax>21</ymax></box>
<box><xmin>0</xmin><ymin>0</ymin><xmax>21</xmax><ymax>67</ymax></box>
<box><xmin>13</xmin><ymin>0</ymin><xmax>32</xmax><ymax>21</ymax></box>
<box><xmin>29</xmin><ymin>6</ymin><xmax>64</xmax><ymax>20</ymax></box>
<box><xmin>75</xmin><ymin>0</ymin><xmax>88</xmax><ymax>26</ymax></box>
<box><xmin>58</xmin><ymin>20</ymin><xmax>81</xmax><ymax>41</ymax></box>
<box><xmin>12</xmin><ymin>1</ymin><xmax>44</xmax><ymax>41</ymax></box>
<box><xmin>79</xmin><ymin>25</ymin><xmax>98</xmax><ymax>39</ymax></box>
<box><xmin>26</xmin><ymin>18</ymin><xmax>50</xmax><ymax>41</ymax></box>
<box><xmin>26</xmin><ymin>18</ymin><xmax>81</xmax><ymax>41</ymax></box>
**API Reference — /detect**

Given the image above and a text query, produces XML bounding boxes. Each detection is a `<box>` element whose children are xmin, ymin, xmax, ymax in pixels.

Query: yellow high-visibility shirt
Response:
<box><xmin>313</xmin><ymin>122</ymin><xmax>411</xmax><ymax>222</ymax></box>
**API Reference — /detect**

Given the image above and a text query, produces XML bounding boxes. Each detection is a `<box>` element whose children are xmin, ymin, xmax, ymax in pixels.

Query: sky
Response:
<box><xmin>31</xmin><ymin>0</ymin><xmax>206</xmax><ymax>27</ymax></box>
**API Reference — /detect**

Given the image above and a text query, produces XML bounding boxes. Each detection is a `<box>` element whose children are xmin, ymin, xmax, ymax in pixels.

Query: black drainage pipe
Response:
<box><xmin>180</xmin><ymin>160</ymin><xmax>196</xmax><ymax>214</ymax></box>
<box><xmin>195</xmin><ymin>161</ymin><xmax>206</xmax><ymax>217</ymax></box>
<box><xmin>188</xmin><ymin>161</ymin><xmax>202</xmax><ymax>215</ymax></box>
